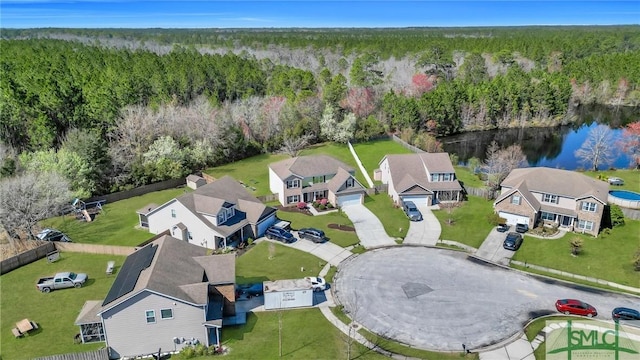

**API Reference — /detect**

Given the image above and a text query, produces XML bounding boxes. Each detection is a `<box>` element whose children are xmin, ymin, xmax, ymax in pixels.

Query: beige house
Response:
<box><xmin>269</xmin><ymin>155</ymin><xmax>366</xmax><ymax>207</ymax></box>
<box><xmin>493</xmin><ymin>167</ymin><xmax>609</xmax><ymax>236</ymax></box>
<box><xmin>378</xmin><ymin>153</ymin><xmax>463</xmax><ymax>206</ymax></box>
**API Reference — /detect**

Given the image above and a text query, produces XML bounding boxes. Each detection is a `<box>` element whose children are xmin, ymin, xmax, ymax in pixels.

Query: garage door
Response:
<box><xmin>400</xmin><ymin>195</ymin><xmax>429</xmax><ymax>206</ymax></box>
<box><xmin>337</xmin><ymin>194</ymin><xmax>362</xmax><ymax>207</ymax></box>
<box><xmin>498</xmin><ymin>212</ymin><xmax>530</xmax><ymax>225</ymax></box>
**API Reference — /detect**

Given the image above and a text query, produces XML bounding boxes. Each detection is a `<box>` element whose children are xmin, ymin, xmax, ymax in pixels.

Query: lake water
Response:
<box><xmin>440</xmin><ymin>105</ymin><xmax>639</xmax><ymax>170</ymax></box>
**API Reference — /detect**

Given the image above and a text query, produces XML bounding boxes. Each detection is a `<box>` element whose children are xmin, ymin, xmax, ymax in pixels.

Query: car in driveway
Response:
<box><xmin>36</xmin><ymin>228</ymin><xmax>72</xmax><ymax>242</ymax></box>
<box><xmin>612</xmin><ymin>307</ymin><xmax>640</xmax><ymax>322</ymax></box>
<box><xmin>608</xmin><ymin>177</ymin><xmax>624</xmax><ymax>186</ymax></box>
<box><xmin>555</xmin><ymin>299</ymin><xmax>597</xmax><ymax>317</ymax></box>
<box><xmin>265</xmin><ymin>226</ymin><xmax>296</xmax><ymax>243</ymax></box>
<box><xmin>236</xmin><ymin>283</ymin><xmax>264</xmax><ymax>300</ymax></box>
<box><xmin>305</xmin><ymin>276</ymin><xmax>327</xmax><ymax>292</ymax></box>
<box><xmin>515</xmin><ymin>223</ymin><xmax>529</xmax><ymax>233</ymax></box>
<box><xmin>502</xmin><ymin>232</ymin><xmax>523</xmax><ymax>251</ymax></box>
<box><xmin>402</xmin><ymin>201</ymin><xmax>423</xmax><ymax>221</ymax></box>
<box><xmin>298</xmin><ymin>228</ymin><xmax>328</xmax><ymax>243</ymax></box>
<box><xmin>496</xmin><ymin>224</ymin><xmax>510</xmax><ymax>233</ymax></box>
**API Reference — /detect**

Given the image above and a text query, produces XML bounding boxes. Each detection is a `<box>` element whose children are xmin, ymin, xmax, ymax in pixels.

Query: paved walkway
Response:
<box><xmin>342</xmin><ymin>204</ymin><xmax>397</xmax><ymax>248</ymax></box>
<box><xmin>403</xmin><ymin>205</ymin><xmax>441</xmax><ymax>246</ymax></box>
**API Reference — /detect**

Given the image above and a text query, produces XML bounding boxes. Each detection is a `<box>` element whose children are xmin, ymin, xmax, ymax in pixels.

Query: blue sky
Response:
<box><xmin>1</xmin><ymin>1</ymin><xmax>638</xmax><ymax>28</ymax></box>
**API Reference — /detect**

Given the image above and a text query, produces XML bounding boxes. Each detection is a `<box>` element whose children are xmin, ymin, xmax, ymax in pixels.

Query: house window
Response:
<box><xmin>160</xmin><ymin>308</ymin><xmax>173</xmax><ymax>320</ymax></box>
<box><xmin>171</xmin><ymin>209</ymin><xmax>176</xmax><ymax>218</ymax></box>
<box><xmin>286</xmin><ymin>179</ymin><xmax>300</xmax><ymax>189</ymax></box>
<box><xmin>581</xmin><ymin>202</ymin><xmax>597</xmax><ymax>212</ymax></box>
<box><xmin>286</xmin><ymin>195</ymin><xmax>300</xmax><ymax>204</ymax></box>
<box><xmin>443</xmin><ymin>173</ymin><xmax>452</xmax><ymax>181</ymax></box>
<box><xmin>542</xmin><ymin>194</ymin><xmax>559</xmax><ymax>204</ymax></box>
<box><xmin>541</xmin><ymin>212</ymin><xmax>555</xmax><ymax>221</ymax></box>
<box><xmin>346</xmin><ymin>178</ymin><xmax>354</xmax><ymax>188</ymax></box>
<box><xmin>312</xmin><ymin>176</ymin><xmax>325</xmax><ymax>184</ymax></box>
<box><xmin>217</xmin><ymin>213</ymin><xmax>225</xmax><ymax>224</ymax></box>
<box><xmin>430</xmin><ymin>174</ymin><xmax>439</xmax><ymax>182</ymax></box>
<box><xmin>187</xmin><ymin>232</ymin><xmax>193</xmax><ymax>240</ymax></box>
<box><xmin>145</xmin><ymin>310</ymin><xmax>156</xmax><ymax>324</ymax></box>
<box><xmin>577</xmin><ymin>219</ymin><xmax>594</xmax><ymax>231</ymax></box>
<box><xmin>511</xmin><ymin>195</ymin><xmax>521</xmax><ymax>205</ymax></box>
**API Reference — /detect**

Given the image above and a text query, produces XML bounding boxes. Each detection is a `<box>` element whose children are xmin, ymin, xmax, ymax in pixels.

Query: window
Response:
<box><xmin>160</xmin><ymin>308</ymin><xmax>173</xmax><ymax>320</ymax></box>
<box><xmin>542</xmin><ymin>194</ymin><xmax>559</xmax><ymax>204</ymax></box>
<box><xmin>511</xmin><ymin>195</ymin><xmax>521</xmax><ymax>205</ymax></box>
<box><xmin>286</xmin><ymin>195</ymin><xmax>300</xmax><ymax>204</ymax></box>
<box><xmin>443</xmin><ymin>173</ymin><xmax>452</xmax><ymax>181</ymax></box>
<box><xmin>171</xmin><ymin>209</ymin><xmax>176</xmax><ymax>218</ymax></box>
<box><xmin>577</xmin><ymin>219</ymin><xmax>594</xmax><ymax>231</ymax></box>
<box><xmin>541</xmin><ymin>212</ymin><xmax>555</xmax><ymax>221</ymax></box>
<box><xmin>286</xmin><ymin>179</ymin><xmax>300</xmax><ymax>189</ymax></box>
<box><xmin>346</xmin><ymin>178</ymin><xmax>354</xmax><ymax>187</ymax></box>
<box><xmin>217</xmin><ymin>213</ymin><xmax>225</xmax><ymax>224</ymax></box>
<box><xmin>430</xmin><ymin>174</ymin><xmax>440</xmax><ymax>182</ymax></box>
<box><xmin>581</xmin><ymin>202</ymin><xmax>597</xmax><ymax>212</ymax></box>
<box><xmin>145</xmin><ymin>310</ymin><xmax>156</xmax><ymax>324</ymax></box>
<box><xmin>187</xmin><ymin>232</ymin><xmax>193</xmax><ymax>240</ymax></box>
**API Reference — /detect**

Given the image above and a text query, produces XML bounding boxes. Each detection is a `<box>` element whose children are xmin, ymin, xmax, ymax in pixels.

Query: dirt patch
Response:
<box><xmin>328</xmin><ymin>224</ymin><xmax>355</xmax><ymax>232</ymax></box>
<box><xmin>277</xmin><ymin>205</ymin><xmax>312</xmax><ymax>216</ymax></box>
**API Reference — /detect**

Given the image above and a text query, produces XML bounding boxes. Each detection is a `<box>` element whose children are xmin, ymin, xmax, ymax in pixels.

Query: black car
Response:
<box><xmin>612</xmin><ymin>307</ymin><xmax>640</xmax><ymax>322</ymax></box>
<box><xmin>265</xmin><ymin>227</ymin><xmax>296</xmax><ymax>243</ymax></box>
<box><xmin>298</xmin><ymin>228</ymin><xmax>328</xmax><ymax>243</ymax></box>
<box><xmin>503</xmin><ymin>232</ymin><xmax>523</xmax><ymax>251</ymax></box>
<box><xmin>36</xmin><ymin>228</ymin><xmax>72</xmax><ymax>242</ymax></box>
<box><xmin>515</xmin><ymin>223</ymin><xmax>529</xmax><ymax>233</ymax></box>
<box><xmin>497</xmin><ymin>224</ymin><xmax>510</xmax><ymax>233</ymax></box>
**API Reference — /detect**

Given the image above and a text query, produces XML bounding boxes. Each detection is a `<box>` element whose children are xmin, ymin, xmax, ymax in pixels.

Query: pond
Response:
<box><xmin>440</xmin><ymin>105</ymin><xmax>639</xmax><ymax>170</ymax></box>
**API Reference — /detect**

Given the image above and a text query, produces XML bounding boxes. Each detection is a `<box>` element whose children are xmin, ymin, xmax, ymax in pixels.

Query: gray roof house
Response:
<box><xmin>268</xmin><ymin>155</ymin><xmax>366</xmax><ymax>207</ymax></box>
<box><xmin>142</xmin><ymin>175</ymin><xmax>277</xmax><ymax>250</ymax></box>
<box><xmin>74</xmin><ymin>235</ymin><xmax>236</xmax><ymax>358</ymax></box>
<box><xmin>378</xmin><ymin>153</ymin><xmax>463</xmax><ymax>206</ymax></box>
<box><xmin>493</xmin><ymin>167</ymin><xmax>609</xmax><ymax>236</ymax></box>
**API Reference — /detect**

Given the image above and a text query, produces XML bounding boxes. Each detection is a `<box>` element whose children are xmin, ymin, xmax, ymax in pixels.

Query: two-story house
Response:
<box><xmin>378</xmin><ymin>153</ymin><xmax>462</xmax><ymax>206</ymax></box>
<box><xmin>493</xmin><ymin>167</ymin><xmax>609</xmax><ymax>236</ymax></box>
<box><xmin>268</xmin><ymin>155</ymin><xmax>366</xmax><ymax>207</ymax></box>
<box><xmin>142</xmin><ymin>175</ymin><xmax>277</xmax><ymax>250</ymax></box>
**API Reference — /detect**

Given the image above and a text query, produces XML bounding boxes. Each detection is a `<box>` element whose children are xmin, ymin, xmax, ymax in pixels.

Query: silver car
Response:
<box><xmin>402</xmin><ymin>201</ymin><xmax>423</xmax><ymax>221</ymax></box>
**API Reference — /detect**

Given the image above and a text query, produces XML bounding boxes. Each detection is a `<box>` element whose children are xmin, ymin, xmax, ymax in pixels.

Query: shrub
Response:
<box><xmin>318</xmin><ymin>204</ymin><xmax>326</xmax><ymax>210</ymax></box>
<box><xmin>320</xmin><ymin>198</ymin><xmax>328</xmax><ymax>206</ymax></box>
<box><xmin>609</xmin><ymin>204</ymin><xmax>625</xmax><ymax>227</ymax></box>
<box><xmin>569</xmin><ymin>237</ymin><xmax>583</xmax><ymax>256</ymax></box>
<box><xmin>313</xmin><ymin>201</ymin><xmax>320</xmax><ymax>208</ymax></box>
<box><xmin>247</xmin><ymin>238</ymin><xmax>254</xmax><ymax>246</ymax></box>
<box><xmin>486</xmin><ymin>213</ymin><xmax>505</xmax><ymax>226</ymax></box>
<box><xmin>634</xmin><ymin>248</ymin><xmax>640</xmax><ymax>271</ymax></box>
<box><xmin>327</xmin><ymin>203</ymin><xmax>334</xmax><ymax>208</ymax></box>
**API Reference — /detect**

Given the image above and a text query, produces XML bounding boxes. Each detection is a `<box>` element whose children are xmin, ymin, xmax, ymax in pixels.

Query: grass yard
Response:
<box><xmin>433</xmin><ymin>196</ymin><xmax>496</xmax><ymax>248</ymax></box>
<box><xmin>235</xmin><ymin>241</ymin><xmax>333</xmax><ymax>284</ymax></box>
<box><xmin>275</xmin><ymin>210</ymin><xmax>360</xmax><ymax>248</ymax></box>
<box><xmin>454</xmin><ymin>165</ymin><xmax>485</xmax><ymax>188</ymax></box>
<box><xmin>39</xmin><ymin>188</ymin><xmax>187</xmax><ymax>246</ymax></box>
<box><xmin>351</xmin><ymin>139</ymin><xmax>412</xmax><ymax>181</ymax></box>
<box><xmin>299</xmin><ymin>142</ymin><xmax>368</xmax><ymax>186</ymax></box>
<box><xmin>363</xmin><ymin>193</ymin><xmax>409</xmax><ymax>239</ymax></box>
<box><xmin>512</xmin><ymin>219</ymin><xmax>640</xmax><ymax>287</ymax></box>
<box><xmin>0</xmin><ymin>253</ymin><xmax>125</xmax><ymax>359</ymax></box>
<box><xmin>581</xmin><ymin>169</ymin><xmax>639</xmax><ymax>192</ymax></box>
<box><xmin>205</xmin><ymin>153</ymin><xmax>289</xmax><ymax>196</ymax></box>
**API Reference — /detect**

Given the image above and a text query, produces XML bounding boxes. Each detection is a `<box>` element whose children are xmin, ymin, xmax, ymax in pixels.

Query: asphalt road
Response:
<box><xmin>334</xmin><ymin>247</ymin><xmax>640</xmax><ymax>351</ymax></box>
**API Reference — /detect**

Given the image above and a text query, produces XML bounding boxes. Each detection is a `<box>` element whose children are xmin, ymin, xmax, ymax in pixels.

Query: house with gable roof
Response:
<box><xmin>493</xmin><ymin>167</ymin><xmax>609</xmax><ymax>236</ymax></box>
<box><xmin>74</xmin><ymin>235</ymin><xmax>236</xmax><ymax>359</ymax></box>
<box><xmin>141</xmin><ymin>175</ymin><xmax>277</xmax><ymax>250</ymax></box>
<box><xmin>378</xmin><ymin>153</ymin><xmax>463</xmax><ymax>206</ymax></box>
<box><xmin>268</xmin><ymin>155</ymin><xmax>366</xmax><ymax>207</ymax></box>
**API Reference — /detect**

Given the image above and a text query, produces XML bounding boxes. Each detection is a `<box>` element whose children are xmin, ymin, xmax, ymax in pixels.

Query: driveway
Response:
<box><xmin>403</xmin><ymin>205</ymin><xmax>441</xmax><ymax>246</ymax></box>
<box><xmin>260</xmin><ymin>236</ymin><xmax>353</xmax><ymax>266</ymax></box>
<box><xmin>475</xmin><ymin>227</ymin><xmax>517</xmax><ymax>266</ymax></box>
<box><xmin>341</xmin><ymin>204</ymin><xmax>396</xmax><ymax>248</ymax></box>
<box><xmin>334</xmin><ymin>247</ymin><xmax>640</xmax><ymax>351</ymax></box>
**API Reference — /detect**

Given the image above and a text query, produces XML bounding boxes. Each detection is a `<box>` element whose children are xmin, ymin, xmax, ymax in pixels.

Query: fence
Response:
<box><xmin>391</xmin><ymin>134</ymin><xmax>425</xmax><ymax>153</ymax></box>
<box><xmin>53</xmin><ymin>243</ymin><xmax>136</xmax><ymax>256</ymax></box>
<box><xmin>1</xmin><ymin>242</ymin><xmax>56</xmax><ymax>275</ymax></box>
<box><xmin>464</xmin><ymin>186</ymin><xmax>500</xmax><ymax>200</ymax></box>
<box><xmin>85</xmin><ymin>177</ymin><xmax>186</xmax><ymax>204</ymax></box>
<box><xmin>365</xmin><ymin>184</ymin><xmax>388</xmax><ymax>195</ymax></box>
<box><xmin>257</xmin><ymin>193</ymin><xmax>279</xmax><ymax>203</ymax></box>
<box><xmin>34</xmin><ymin>348</ymin><xmax>109</xmax><ymax>360</ymax></box>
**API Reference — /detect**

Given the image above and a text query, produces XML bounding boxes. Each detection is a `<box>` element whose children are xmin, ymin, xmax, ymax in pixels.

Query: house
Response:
<box><xmin>142</xmin><ymin>175</ymin><xmax>277</xmax><ymax>250</ymax></box>
<box><xmin>268</xmin><ymin>155</ymin><xmax>366</xmax><ymax>207</ymax></box>
<box><xmin>186</xmin><ymin>174</ymin><xmax>207</xmax><ymax>190</ymax></box>
<box><xmin>74</xmin><ymin>235</ymin><xmax>236</xmax><ymax>359</ymax></box>
<box><xmin>493</xmin><ymin>167</ymin><xmax>609</xmax><ymax>236</ymax></box>
<box><xmin>378</xmin><ymin>153</ymin><xmax>463</xmax><ymax>206</ymax></box>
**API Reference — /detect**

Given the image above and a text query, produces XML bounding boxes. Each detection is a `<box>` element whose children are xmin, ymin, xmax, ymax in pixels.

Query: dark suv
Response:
<box><xmin>265</xmin><ymin>227</ymin><xmax>296</xmax><ymax>243</ymax></box>
<box><xmin>503</xmin><ymin>232</ymin><xmax>523</xmax><ymax>250</ymax></box>
<box><xmin>298</xmin><ymin>228</ymin><xmax>328</xmax><ymax>243</ymax></box>
<box><xmin>515</xmin><ymin>223</ymin><xmax>529</xmax><ymax>233</ymax></box>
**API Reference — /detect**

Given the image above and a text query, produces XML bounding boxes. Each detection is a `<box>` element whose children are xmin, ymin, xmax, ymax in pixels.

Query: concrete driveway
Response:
<box><xmin>260</xmin><ymin>236</ymin><xmax>353</xmax><ymax>266</ymax></box>
<box><xmin>403</xmin><ymin>205</ymin><xmax>441</xmax><ymax>246</ymax></box>
<box><xmin>334</xmin><ymin>247</ymin><xmax>640</xmax><ymax>351</ymax></box>
<box><xmin>342</xmin><ymin>204</ymin><xmax>396</xmax><ymax>248</ymax></box>
<box><xmin>475</xmin><ymin>228</ymin><xmax>518</xmax><ymax>266</ymax></box>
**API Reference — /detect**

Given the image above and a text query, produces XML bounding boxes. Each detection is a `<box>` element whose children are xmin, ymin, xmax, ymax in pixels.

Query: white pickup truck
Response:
<box><xmin>36</xmin><ymin>272</ymin><xmax>88</xmax><ymax>293</ymax></box>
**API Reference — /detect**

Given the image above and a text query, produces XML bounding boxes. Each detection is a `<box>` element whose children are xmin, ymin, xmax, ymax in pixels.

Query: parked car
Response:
<box><xmin>612</xmin><ymin>307</ymin><xmax>640</xmax><ymax>322</ymax></box>
<box><xmin>265</xmin><ymin>226</ymin><xmax>296</xmax><ymax>243</ymax></box>
<box><xmin>298</xmin><ymin>228</ymin><xmax>328</xmax><ymax>243</ymax></box>
<box><xmin>608</xmin><ymin>177</ymin><xmax>625</xmax><ymax>186</ymax></box>
<box><xmin>236</xmin><ymin>283</ymin><xmax>264</xmax><ymax>299</ymax></box>
<box><xmin>36</xmin><ymin>272</ymin><xmax>88</xmax><ymax>293</ymax></box>
<box><xmin>36</xmin><ymin>228</ymin><xmax>72</xmax><ymax>242</ymax></box>
<box><xmin>515</xmin><ymin>223</ymin><xmax>529</xmax><ymax>233</ymax></box>
<box><xmin>503</xmin><ymin>232</ymin><xmax>523</xmax><ymax>251</ymax></box>
<box><xmin>402</xmin><ymin>201</ymin><xmax>423</xmax><ymax>221</ymax></box>
<box><xmin>555</xmin><ymin>299</ymin><xmax>597</xmax><ymax>317</ymax></box>
<box><xmin>497</xmin><ymin>224</ymin><xmax>510</xmax><ymax>233</ymax></box>
<box><xmin>304</xmin><ymin>276</ymin><xmax>327</xmax><ymax>292</ymax></box>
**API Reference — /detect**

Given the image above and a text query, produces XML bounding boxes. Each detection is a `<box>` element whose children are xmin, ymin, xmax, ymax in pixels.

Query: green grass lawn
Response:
<box><xmin>433</xmin><ymin>196</ymin><xmax>496</xmax><ymax>248</ymax></box>
<box><xmin>39</xmin><ymin>188</ymin><xmax>187</xmax><ymax>246</ymax></box>
<box><xmin>512</xmin><ymin>219</ymin><xmax>640</xmax><ymax>287</ymax></box>
<box><xmin>351</xmin><ymin>139</ymin><xmax>412</xmax><ymax>181</ymax></box>
<box><xmin>363</xmin><ymin>193</ymin><xmax>409</xmax><ymax>239</ymax></box>
<box><xmin>0</xmin><ymin>253</ymin><xmax>125</xmax><ymax>359</ymax></box>
<box><xmin>455</xmin><ymin>165</ymin><xmax>485</xmax><ymax>188</ymax></box>
<box><xmin>581</xmin><ymin>169</ymin><xmax>640</xmax><ymax>192</ymax></box>
<box><xmin>299</xmin><ymin>142</ymin><xmax>368</xmax><ymax>186</ymax></box>
<box><xmin>205</xmin><ymin>153</ymin><xmax>289</xmax><ymax>196</ymax></box>
<box><xmin>275</xmin><ymin>210</ymin><xmax>360</xmax><ymax>248</ymax></box>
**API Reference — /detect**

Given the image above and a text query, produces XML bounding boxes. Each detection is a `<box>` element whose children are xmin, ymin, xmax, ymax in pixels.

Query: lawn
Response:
<box><xmin>299</xmin><ymin>142</ymin><xmax>369</xmax><ymax>186</ymax></box>
<box><xmin>454</xmin><ymin>165</ymin><xmax>485</xmax><ymax>188</ymax></box>
<box><xmin>351</xmin><ymin>139</ymin><xmax>412</xmax><ymax>181</ymax></box>
<box><xmin>205</xmin><ymin>153</ymin><xmax>289</xmax><ymax>196</ymax></box>
<box><xmin>363</xmin><ymin>193</ymin><xmax>408</xmax><ymax>239</ymax></box>
<box><xmin>275</xmin><ymin>210</ymin><xmax>360</xmax><ymax>248</ymax></box>
<box><xmin>581</xmin><ymin>169</ymin><xmax>639</xmax><ymax>192</ymax></box>
<box><xmin>0</xmin><ymin>253</ymin><xmax>125</xmax><ymax>359</ymax></box>
<box><xmin>39</xmin><ymin>188</ymin><xmax>187</xmax><ymax>246</ymax></box>
<box><xmin>512</xmin><ymin>219</ymin><xmax>640</xmax><ymax>287</ymax></box>
<box><xmin>433</xmin><ymin>195</ymin><xmax>496</xmax><ymax>248</ymax></box>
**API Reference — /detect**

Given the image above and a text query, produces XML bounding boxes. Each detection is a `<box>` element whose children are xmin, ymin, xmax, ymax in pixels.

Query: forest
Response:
<box><xmin>1</xmin><ymin>26</ymin><xmax>639</xmax><ymax>200</ymax></box>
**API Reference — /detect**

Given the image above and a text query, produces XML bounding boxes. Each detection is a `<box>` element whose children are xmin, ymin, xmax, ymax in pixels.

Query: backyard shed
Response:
<box><xmin>186</xmin><ymin>174</ymin><xmax>207</xmax><ymax>189</ymax></box>
<box><xmin>263</xmin><ymin>279</ymin><xmax>314</xmax><ymax>310</ymax></box>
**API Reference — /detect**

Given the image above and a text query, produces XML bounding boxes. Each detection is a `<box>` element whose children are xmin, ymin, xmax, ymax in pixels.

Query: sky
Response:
<box><xmin>0</xmin><ymin>1</ymin><xmax>638</xmax><ymax>28</ymax></box>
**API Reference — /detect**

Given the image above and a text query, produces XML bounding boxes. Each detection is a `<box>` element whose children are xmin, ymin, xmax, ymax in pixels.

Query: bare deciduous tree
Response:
<box><xmin>481</xmin><ymin>141</ymin><xmax>528</xmax><ymax>193</ymax></box>
<box><xmin>574</xmin><ymin>125</ymin><xmax>615</xmax><ymax>171</ymax></box>
<box><xmin>280</xmin><ymin>134</ymin><xmax>313</xmax><ymax>157</ymax></box>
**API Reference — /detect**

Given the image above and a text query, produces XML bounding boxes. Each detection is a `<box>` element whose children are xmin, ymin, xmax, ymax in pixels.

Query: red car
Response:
<box><xmin>555</xmin><ymin>299</ymin><xmax>597</xmax><ymax>317</ymax></box>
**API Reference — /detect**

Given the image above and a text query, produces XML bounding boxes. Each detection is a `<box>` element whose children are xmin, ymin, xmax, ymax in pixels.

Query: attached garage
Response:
<box><xmin>498</xmin><ymin>212</ymin><xmax>530</xmax><ymax>226</ymax></box>
<box><xmin>256</xmin><ymin>213</ymin><xmax>277</xmax><ymax>238</ymax></box>
<box><xmin>400</xmin><ymin>195</ymin><xmax>430</xmax><ymax>206</ymax></box>
<box><xmin>337</xmin><ymin>193</ymin><xmax>363</xmax><ymax>207</ymax></box>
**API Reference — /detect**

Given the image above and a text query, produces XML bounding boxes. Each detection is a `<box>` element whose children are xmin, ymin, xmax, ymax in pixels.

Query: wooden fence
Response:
<box><xmin>464</xmin><ymin>186</ymin><xmax>500</xmax><ymax>200</ymax></box>
<box><xmin>1</xmin><ymin>242</ymin><xmax>56</xmax><ymax>275</ymax></box>
<box><xmin>257</xmin><ymin>193</ymin><xmax>279</xmax><ymax>203</ymax></box>
<box><xmin>84</xmin><ymin>177</ymin><xmax>186</xmax><ymax>204</ymax></box>
<box><xmin>53</xmin><ymin>243</ymin><xmax>136</xmax><ymax>256</ymax></box>
<box><xmin>34</xmin><ymin>348</ymin><xmax>109</xmax><ymax>360</ymax></box>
